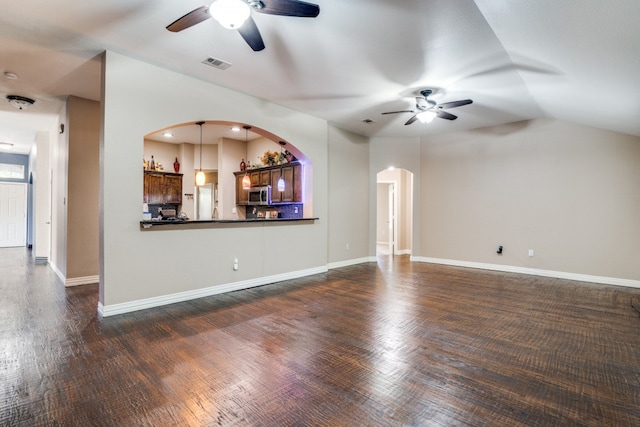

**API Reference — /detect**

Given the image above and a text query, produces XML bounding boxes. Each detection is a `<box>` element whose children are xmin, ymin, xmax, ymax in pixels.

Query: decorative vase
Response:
<box><xmin>240</xmin><ymin>158</ymin><xmax>246</xmax><ymax>171</ymax></box>
<box><xmin>173</xmin><ymin>157</ymin><xmax>180</xmax><ymax>173</ymax></box>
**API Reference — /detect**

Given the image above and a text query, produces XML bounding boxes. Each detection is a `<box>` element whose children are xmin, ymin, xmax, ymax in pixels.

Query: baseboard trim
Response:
<box><xmin>100</xmin><ymin>266</ymin><xmax>328</xmax><ymax>317</ymax></box>
<box><xmin>65</xmin><ymin>275</ymin><xmax>99</xmax><ymax>287</ymax></box>
<box><xmin>327</xmin><ymin>257</ymin><xmax>376</xmax><ymax>270</ymax></box>
<box><xmin>395</xmin><ymin>249</ymin><xmax>412</xmax><ymax>256</ymax></box>
<box><xmin>49</xmin><ymin>262</ymin><xmax>65</xmax><ymax>285</ymax></box>
<box><xmin>411</xmin><ymin>256</ymin><xmax>640</xmax><ymax>289</ymax></box>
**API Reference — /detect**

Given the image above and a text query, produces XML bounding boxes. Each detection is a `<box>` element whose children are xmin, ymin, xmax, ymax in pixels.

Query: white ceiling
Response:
<box><xmin>1</xmin><ymin>0</ymin><xmax>639</xmax><ymax>155</ymax></box>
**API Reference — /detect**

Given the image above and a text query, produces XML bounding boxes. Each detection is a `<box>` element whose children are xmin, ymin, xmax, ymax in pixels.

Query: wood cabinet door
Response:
<box><xmin>270</xmin><ymin>170</ymin><xmax>283</xmax><ymax>203</ymax></box>
<box><xmin>280</xmin><ymin>166</ymin><xmax>295</xmax><ymax>202</ymax></box>
<box><xmin>143</xmin><ymin>173</ymin><xmax>151</xmax><ymax>203</ymax></box>
<box><xmin>146</xmin><ymin>174</ymin><xmax>164</xmax><ymax>204</ymax></box>
<box><xmin>250</xmin><ymin>171</ymin><xmax>260</xmax><ymax>187</ymax></box>
<box><xmin>236</xmin><ymin>174</ymin><xmax>248</xmax><ymax>205</ymax></box>
<box><xmin>292</xmin><ymin>163</ymin><xmax>302</xmax><ymax>202</ymax></box>
<box><xmin>163</xmin><ymin>175</ymin><xmax>182</xmax><ymax>204</ymax></box>
<box><xmin>259</xmin><ymin>170</ymin><xmax>271</xmax><ymax>186</ymax></box>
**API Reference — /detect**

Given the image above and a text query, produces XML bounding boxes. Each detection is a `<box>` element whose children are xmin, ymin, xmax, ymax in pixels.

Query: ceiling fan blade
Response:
<box><xmin>166</xmin><ymin>5</ymin><xmax>210</xmax><ymax>32</ymax></box>
<box><xmin>404</xmin><ymin>115</ymin><xmax>419</xmax><ymax>125</ymax></box>
<box><xmin>437</xmin><ymin>111</ymin><xmax>458</xmax><ymax>120</ymax></box>
<box><xmin>256</xmin><ymin>0</ymin><xmax>320</xmax><ymax>17</ymax></box>
<box><xmin>238</xmin><ymin>16</ymin><xmax>265</xmax><ymax>51</ymax></box>
<box><xmin>437</xmin><ymin>99</ymin><xmax>473</xmax><ymax>109</ymax></box>
<box><xmin>381</xmin><ymin>110</ymin><xmax>414</xmax><ymax>115</ymax></box>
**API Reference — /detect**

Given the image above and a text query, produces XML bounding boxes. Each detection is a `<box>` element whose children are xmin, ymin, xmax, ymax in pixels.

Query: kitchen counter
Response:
<box><xmin>140</xmin><ymin>217</ymin><xmax>318</xmax><ymax>230</ymax></box>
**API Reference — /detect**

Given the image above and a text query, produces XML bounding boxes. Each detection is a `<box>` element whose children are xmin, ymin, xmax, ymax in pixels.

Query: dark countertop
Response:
<box><xmin>140</xmin><ymin>217</ymin><xmax>318</xmax><ymax>230</ymax></box>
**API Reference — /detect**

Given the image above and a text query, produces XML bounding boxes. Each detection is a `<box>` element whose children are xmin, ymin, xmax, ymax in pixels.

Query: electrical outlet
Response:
<box><xmin>346</xmin><ymin>243</ymin><xmax>350</xmax><ymax>250</ymax></box>
<box><xmin>233</xmin><ymin>257</ymin><xmax>239</xmax><ymax>271</ymax></box>
<box><xmin>528</xmin><ymin>249</ymin><xmax>534</xmax><ymax>257</ymax></box>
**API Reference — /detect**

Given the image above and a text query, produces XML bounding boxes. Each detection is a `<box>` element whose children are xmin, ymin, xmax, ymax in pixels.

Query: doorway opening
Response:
<box><xmin>376</xmin><ymin>168</ymin><xmax>413</xmax><ymax>257</ymax></box>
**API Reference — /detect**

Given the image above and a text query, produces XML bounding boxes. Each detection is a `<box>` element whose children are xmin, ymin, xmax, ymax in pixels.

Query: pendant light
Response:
<box><xmin>195</xmin><ymin>121</ymin><xmax>206</xmax><ymax>186</ymax></box>
<box><xmin>277</xmin><ymin>141</ymin><xmax>286</xmax><ymax>192</ymax></box>
<box><xmin>241</xmin><ymin>125</ymin><xmax>251</xmax><ymax>190</ymax></box>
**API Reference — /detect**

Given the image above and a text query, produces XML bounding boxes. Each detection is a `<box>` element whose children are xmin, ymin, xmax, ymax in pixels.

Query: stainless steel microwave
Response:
<box><xmin>247</xmin><ymin>185</ymin><xmax>272</xmax><ymax>205</ymax></box>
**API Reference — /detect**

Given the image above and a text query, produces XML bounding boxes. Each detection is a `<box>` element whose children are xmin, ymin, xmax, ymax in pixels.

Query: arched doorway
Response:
<box><xmin>376</xmin><ymin>168</ymin><xmax>413</xmax><ymax>256</ymax></box>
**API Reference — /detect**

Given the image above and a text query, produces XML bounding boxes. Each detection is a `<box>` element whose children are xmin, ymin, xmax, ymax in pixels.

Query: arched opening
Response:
<box><xmin>376</xmin><ymin>168</ymin><xmax>413</xmax><ymax>257</ymax></box>
<box><xmin>143</xmin><ymin>120</ymin><xmax>309</xmax><ymax>221</ymax></box>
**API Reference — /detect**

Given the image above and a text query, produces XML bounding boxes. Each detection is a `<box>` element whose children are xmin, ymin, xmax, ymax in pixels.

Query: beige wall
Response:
<box><xmin>328</xmin><ymin>127</ymin><xmax>370</xmax><ymax>265</ymax></box>
<box><xmin>419</xmin><ymin>118</ymin><xmax>640</xmax><ymax>281</ymax></box>
<box><xmin>67</xmin><ymin>96</ymin><xmax>100</xmax><ymax>280</ymax></box>
<box><xmin>101</xmin><ymin>51</ymin><xmax>328</xmax><ymax>309</ymax></box>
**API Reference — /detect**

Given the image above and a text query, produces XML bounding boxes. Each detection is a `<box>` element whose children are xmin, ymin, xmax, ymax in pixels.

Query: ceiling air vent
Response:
<box><xmin>202</xmin><ymin>56</ymin><xmax>232</xmax><ymax>70</ymax></box>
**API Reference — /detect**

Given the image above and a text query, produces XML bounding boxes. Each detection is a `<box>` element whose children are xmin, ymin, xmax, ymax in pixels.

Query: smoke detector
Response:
<box><xmin>7</xmin><ymin>95</ymin><xmax>35</xmax><ymax>110</ymax></box>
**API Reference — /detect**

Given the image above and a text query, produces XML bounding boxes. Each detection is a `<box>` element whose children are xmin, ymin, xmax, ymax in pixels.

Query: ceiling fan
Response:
<box><xmin>382</xmin><ymin>89</ymin><xmax>473</xmax><ymax>125</ymax></box>
<box><xmin>166</xmin><ymin>0</ymin><xmax>320</xmax><ymax>52</ymax></box>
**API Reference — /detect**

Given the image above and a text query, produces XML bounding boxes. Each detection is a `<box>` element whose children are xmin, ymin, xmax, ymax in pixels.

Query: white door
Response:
<box><xmin>0</xmin><ymin>183</ymin><xmax>27</xmax><ymax>247</ymax></box>
<box><xmin>196</xmin><ymin>183</ymin><xmax>213</xmax><ymax>220</ymax></box>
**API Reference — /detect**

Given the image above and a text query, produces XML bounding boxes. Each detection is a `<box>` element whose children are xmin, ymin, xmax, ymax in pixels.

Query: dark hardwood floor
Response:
<box><xmin>2</xmin><ymin>247</ymin><xmax>640</xmax><ymax>426</ymax></box>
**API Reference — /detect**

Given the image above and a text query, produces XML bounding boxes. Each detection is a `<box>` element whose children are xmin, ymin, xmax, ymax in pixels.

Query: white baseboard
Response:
<box><xmin>100</xmin><ymin>266</ymin><xmax>328</xmax><ymax>317</ymax></box>
<box><xmin>411</xmin><ymin>256</ymin><xmax>640</xmax><ymax>289</ymax></box>
<box><xmin>327</xmin><ymin>256</ymin><xmax>376</xmax><ymax>270</ymax></box>
<box><xmin>66</xmin><ymin>275</ymin><xmax>99</xmax><ymax>287</ymax></box>
<box><xmin>49</xmin><ymin>262</ymin><xmax>65</xmax><ymax>285</ymax></box>
<box><xmin>395</xmin><ymin>249</ymin><xmax>412</xmax><ymax>256</ymax></box>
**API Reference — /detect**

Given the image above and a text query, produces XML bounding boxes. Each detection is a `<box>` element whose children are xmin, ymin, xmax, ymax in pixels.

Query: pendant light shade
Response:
<box><xmin>242</xmin><ymin>125</ymin><xmax>251</xmax><ymax>189</ymax></box>
<box><xmin>242</xmin><ymin>174</ymin><xmax>251</xmax><ymax>190</ymax></box>
<box><xmin>277</xmin><ymin>140</ymin><xmax>286</xmax><ymax>192</ymax></box>
<box><xmin>196</xmin><ymin>121</ymin><xmax>205</xmax><ymax>186</ymax></box>
<box><xmin>196</xmin><ymin>170</ymin><xmax>206</xmax><ymax>186</ymax></box>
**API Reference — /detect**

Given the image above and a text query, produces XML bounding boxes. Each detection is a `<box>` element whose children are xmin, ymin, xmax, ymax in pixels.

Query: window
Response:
<box><xmin>0</xmin><ymin>163</ymin><xmax>25</xmax><ymax>180</ymax></box>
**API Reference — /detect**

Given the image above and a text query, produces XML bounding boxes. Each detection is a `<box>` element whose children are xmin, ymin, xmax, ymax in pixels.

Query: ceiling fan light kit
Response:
<box><xmin>382</xmin><ymin>88</ymin><xmax>473</xmax><ymax>126</ymax></box>
<box><xmin>167</xmin><ymin>0</ymin><xmax>320</xmax><ymax>52</ymax></box>
<box><xmin>417</xmin><ymin>111</ymin><xmax>437</xmax><ymax>123</ymax></box>
<box><xmin>6</xmin><ymin>95</ymin><xmax>35</xmax><ymax>110</ymax></box>
<box><xmin>209</xmin><ymin>0</ymin><xmax>251</xmax><ymax>29</ymax></box>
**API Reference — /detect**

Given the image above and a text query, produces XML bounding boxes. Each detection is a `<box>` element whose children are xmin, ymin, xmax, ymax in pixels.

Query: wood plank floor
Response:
<box><xmin>1</xmin><ymin>247</ymin><xmax>640</xmax><ymax>426</ymax></box>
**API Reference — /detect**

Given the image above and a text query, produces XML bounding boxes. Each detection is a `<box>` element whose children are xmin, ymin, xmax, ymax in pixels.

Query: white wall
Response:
<box><xmin>419</xmin><ymin>118</ymin><xmax>640</xmax><ymax>281</ymax></box>
<box><xmin>34</xmin><ymin>130</ymin><xmax>51</xmax><ymax>262</ymax></box>
<box><xmin>50</xmin><ymin>100</ymin><xmax>68</xmax><ymax>280</ymax></box>
<box><xmin>100</xmin><ymin>51</ymin><xmax>328</xmax><ymax>310</ymax></box>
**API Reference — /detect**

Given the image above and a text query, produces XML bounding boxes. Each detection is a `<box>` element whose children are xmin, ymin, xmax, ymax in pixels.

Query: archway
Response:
<box><xmin>376</xmin><ymin>168</ymin><xmax>413</xmax><ymax>256</ymax></box>
<box><xmin>144</xmin><ymin>121</ymin><xmax>309</xmax><ymax>221</ymax></box>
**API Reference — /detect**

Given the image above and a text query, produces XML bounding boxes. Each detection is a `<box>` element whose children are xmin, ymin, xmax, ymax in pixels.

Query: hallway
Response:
<box><xmin>2</xmin><ymin>247</ymin><xmax>640</xmax><ymax>426</ymax></box>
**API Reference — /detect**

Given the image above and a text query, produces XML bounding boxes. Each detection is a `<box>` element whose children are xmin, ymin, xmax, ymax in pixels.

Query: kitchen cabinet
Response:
<box><xmin>236</xmin><ymin>174</ymin><xmax>249</xmax><ymax>205</ymax></box>
<box><xmin>235</xmin><ymin>162</ymin><xmax>302</xmax><ymax>205</ymax></box>
<box><xmin>271</xmin><ymin>163</ymin><xmax>301</xmax><ymax>203</ymax></box>
<box><xmin>249</xmin><ymin>169</ymin><xmax>271</xmax><ymax>187</ymax></box>
<box><xmin>144</xmin><ymin>171</ymin><xmax>183</xmax><ymax>204</ymax></box>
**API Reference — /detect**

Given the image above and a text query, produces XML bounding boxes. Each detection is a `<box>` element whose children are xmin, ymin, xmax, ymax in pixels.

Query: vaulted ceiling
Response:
<box><xmin>1</xmin><ymin>0</ymin><xmax>639</xmax><ymax>154</ymax></box>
